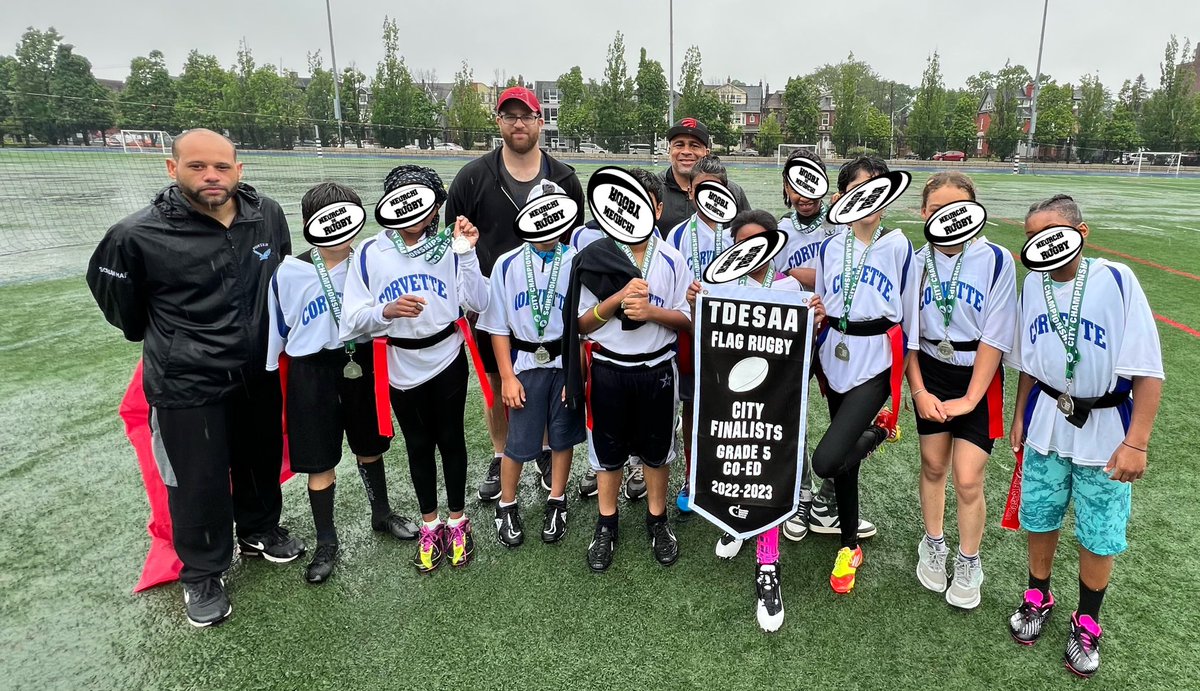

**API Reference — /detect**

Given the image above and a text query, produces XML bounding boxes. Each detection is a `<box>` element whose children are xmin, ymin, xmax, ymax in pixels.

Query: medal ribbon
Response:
<box><xmin>789</xmin><ymin>203</ymin><xmax>830</xmax><ymax>236</ymax></box>
<box><xmin>617</xmin><ymin>234</ymin><xmax>658</xmax><ymax>279</ymax></box>
<box><xmin>1041</xmin><ymin>258</ymin><xmax>1090</xmax><ymax>387</ymax></box>
<box><xmin>838</xmin><ymin>225</ymin><xmax>886</xmax><ymax>334</ymax></box>
<box><xmin>386</xmin><ymin>226</ymin><xmax>452</xmax><ymax>264</ymax></box>
<box><xmin>311</xmin><ymin>248</ymin><xmax>356</xmax><ymax>356</ymax></box>
<box><xmin>524</xmin><ymin>243</ymin><xmax>564</xmax><ymax>340</ymax></box>
<box><xmin>925</xmin><ymin>241</ymin><xmax>972</xmax><ymax>337</ymax></box>
<box><xmin>688</xmin><ymin>215</ymin><xmax>724</xmax><ymax>281</ymax></box>
<box><xmin>738</xmin><ymin>263</ymin><xmax>776</xmax><ymax>288</ymax></box>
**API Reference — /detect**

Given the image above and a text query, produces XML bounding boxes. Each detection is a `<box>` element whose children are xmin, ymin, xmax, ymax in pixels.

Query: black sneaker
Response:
<box><xmin>238</xmin><ymin>526</ymin><xmax>306</xmax><ymax>563</ymax></box>
<box><xmin>1009</xmin><ymin>588</ymin><xmax>1056</xmax><ymax>645</ymax></box>
<box><xmin>587</xmin><ymin>524</ymin><xmax>617</xmax><ymax>572</ymax></box>
<box><xmin>536</xmin><ymin>450</ymin><xmax>552</xmax><ymax>492</ymax></box>
<box><xmin>477</xmin><ymin>456</ymin><xmax>502</xmax><ymax>501</ymax></box>
<box><xmin>578</xmin><ymin>468</ymin><xmax>598</xmax><ymax>498</ymax></box>
<box><xmin>372</xmin><ymin>512</ymin><xmax>419</xmax><ymax>540</ymax></box>
<box><xmin>542</xmin><ymin>498</ymin><xmax>568</xmax><ymax>543</ymax></box>
<box><xmin>304</xmin><ymin>543</ymin><xmax>339</xmax><ymax>584</ymax></box>
<box><xmin>647</xmin><ymin>519</ymin><xmax>679</xmax><ymax>566</ymax></box>
<box><xmin>1064</xmin><ymin>611</ymin><xmax>1102</xmax><ymax>678</ymax></box>
<box><xmin>494</xmin><ymin>503</ymin><xmax>524</xmax><ymax>548</ymax></box>
<box><xmin>182</xmin><ymin>577</ymin><xmax>231</xmax><ymax>627</ymax></box>
<box><xmin>755</xmin><ymin>563</ymin><xmax>785</xmax><ymax>632</ymax></box>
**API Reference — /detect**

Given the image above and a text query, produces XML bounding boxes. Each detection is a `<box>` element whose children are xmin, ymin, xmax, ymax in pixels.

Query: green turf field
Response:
<box><xmin>2</xmin><ymin>150</ymin><xmax>1199</xmax><ymax>689</ymax></box>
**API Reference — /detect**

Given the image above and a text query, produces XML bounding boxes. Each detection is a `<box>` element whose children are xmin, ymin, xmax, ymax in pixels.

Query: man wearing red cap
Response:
<box><xmin>657</xmin><ymin>117</ymin><xmax>750</xmax><ymax>233</ymax></box>
<box><xmin>444</xmin><ymin>86</ymin><xmax>585</xmax><ymax>502</ymax></box>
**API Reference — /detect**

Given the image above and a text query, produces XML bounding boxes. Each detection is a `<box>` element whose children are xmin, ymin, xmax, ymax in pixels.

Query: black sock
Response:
<box><xmin>598</xmin><ymin>511</ymin><xmax>618</xmax><ymax>537</ymax></box>
<box><xmin>1029</xmin><ymin>572</ymin><xmax>1052</xmax><ymax>599</ymax></box>
<box><xmin>1078</xmin><ymin>579</ymin><xmax>1107</xmax><ymax>621</ymax></box>
<box><xmin>308</xmin><ymin>483</ymin><xmax>338</xmax><ymax>545</ymax></box>
<box><xmin>357</xmin><ymin>460</ymin><xmax>391</xmax><ymax>521</ymax></box>
<box><xmin>646</xmin><ymin>509</ymin><xmax>667</xmax><ymax>526</ymax></box>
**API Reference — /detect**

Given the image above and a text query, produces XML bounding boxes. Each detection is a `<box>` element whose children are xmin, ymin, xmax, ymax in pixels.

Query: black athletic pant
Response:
<box><xmin>151</xmin><ymin>377</ymin><xmax>284</xmax><ymax>583</ymax></box>
<box><xmin>812</xmin><ymin>369</ymin><xmax>890</xmax><ymax>548</ymax></box>
<box><xmin>389</xmin><ymin>351</ymin><xmax>469</xmax><ymax>516</ymax></box>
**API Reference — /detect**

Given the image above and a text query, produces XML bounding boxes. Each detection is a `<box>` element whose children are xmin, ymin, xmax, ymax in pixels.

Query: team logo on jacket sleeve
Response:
<box><xmin>375</xmin><ymin>183</ymin><xmax>438</xmax><ymax>230</ymax></box>
<box><xmin>703</xmin><ymin>230</ymin><xmax>788</xmax><ymax>284</ymax></box>
<box><xmin>1021</xmin><ymin>226</ymin><xmax>1084</xmax><ymax>272</ymax></box>
<box><xmin>304</xmin><ymin>201</ymin><xmax>367</xmax><ymax>247</ymax></box>
<box><xmin>924</xmin><ymin>200</ymin><xmax>987</xmax><ymax>246</ymax></box>
<box><xmin>586</xmin><ymin>166</ymin><xmax>656</xmax><ymax>244</ymax></box>
<box><xmin>694</xmin><ymin>180</ymin><xmax>738</xmax><ymax>224</ymax></box>
<box><xmin>514</xmin><ymin>193</ymin><xmax>580</xmax><ymax>243</ymax></box>
<box><xmin>826</xmin><ymin>171</ymin><xmax>911</xmax><ymax>225</ymax></box>
<box><xmin>784</xmin><ymin>157</ymin><xmax>829</xmax><ymax>200</ymax></box>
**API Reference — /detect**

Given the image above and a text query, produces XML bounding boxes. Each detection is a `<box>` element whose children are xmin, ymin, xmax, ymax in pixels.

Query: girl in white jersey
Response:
<box><xmin>905</xmin><ymin>173</ymin><xmax>1017</xmax><ymax>610</ymax></box>
<box><xmin>813</xmin><ymin>156</ymin><xmax>920</xmax><ymax>595</ymax></box>
<box><xmin>341</xmin><ymin>166</ymin><xmax>489</xmax><ymax>575</ymax></box>
<box><xmin>1005</xmin><ymin>195</ymin><xmax>1163</xmax><ymax>678</ymax></box>
<box><xmin>267</xmin><ymin>183</ymin><xmax>419</xmax><ymax>585</ymax></box>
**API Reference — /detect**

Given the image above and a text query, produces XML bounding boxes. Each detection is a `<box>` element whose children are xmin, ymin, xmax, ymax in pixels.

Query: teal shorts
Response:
<box><xmin>1019</xmin><ymin>446</ymin><xmax>1131</xmax><ymax>557</ymax></box>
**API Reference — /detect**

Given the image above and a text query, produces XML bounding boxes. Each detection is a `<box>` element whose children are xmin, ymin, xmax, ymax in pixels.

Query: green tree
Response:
<box><xmin>987</xmin><ymin>62</ymin><xmax>1031</xmax><ymax>159</ymax></box>
<box><xmin>49</xmin><ymin>43</ymin><xmax>114</xmax><ymax>144</ymax></box>
<box><xmin>252</xmin><ymin>66</ymin><xmax>306</xmax><ymax>148</ymax></box>
<box><xmin>595</xmin><ymin>32</ymin><xmax>636</xmax><ymax>151</ymax></box>
<box><xmin>676</xmin><ymin>46</ymin><xmax>734</xmax><ymax>148</ymax></box>
<box><xmin>11</xmin><ymin>27</ymin><xmax>63</xmax><ymax>143</ymax></box>
<box><xmin>340</xmin><ymin>66</ymin><xmax>367</xmax><ymax>147</ymax></box>
<box><xmin>305</xmin><ymin>50</ymin><xmax>336</xmax><ymax>142</ymax></box>
<box><xmin>175</xmin><ymin>51</ymin><xmax>232</xmax><ymax>131</ymax></box>
<box><xmin>224</xmin><ymin>41</ymin><xmax>261</xmax><ymax>146</ymax></box>
<box><xmin>831</xmin><ymin>53</ymin><xmax>870</xmax><ymax>154</ymax></box>
<box><xmin>1034</xmin><ymin>81</ymin><xmax>1075</xmax><ymax>144</ymax></box>
<box><xmin>633</xmin><ymin>47</ymin><xmax>669</xmax><ymax>146</ymax></box>
<box><xmin>0</xmin><ymin>56</ymin><xmax>18</xmax><ymax>144</ymax></box>
<box><xmin>907</xmin><ymin>52</ymin><xmax>948</xmax><ymax>159</ymax></box>
<box><xmin>782</xmin><ymin>76</ymin><xmax>820</xmax><ymax>144</ymax></box>
<box><xmin>756</xmin><ymin>112</ymin><xmax>782</xmax><ymax>156</ymax></box>
<box><xmin>965</xmin><ymin>70</ymin><xmax>995</xmax><ymax>101</ymax></box>
<box><xmin>1104</xmin><ymin>104</ymin><xmax>1143</xmax><ymax>154</ymax></box>
<box><xmin>1141</xmin><ymin>36</ymin><xmax>1196</xmax><ymax>150</ymax></box>
<box><xmin>120</xmin><ymin>50</ymin><xmax>176</xmax><ymax>131</ymax></box>
<box><xmin>863</xmin><ymin>105</ymin><xmax>891</xmax><ymax>152</ymax></box>
<box><xmin>556</xmin><ymin>66</ymin><xmax>595</xmax><ymax>148</ymax></box>
<box><xmin>447</xmin><ymin>61</ymin><xmax>493</xmax><ymax>149</ymax></box>
<box><xmin>370</xmin><ymin>17</ymin><xmax>439</xmax><ymax>148</ymax></box>
<box><xmin>1075</xmin><ymin>73</ymin><xmax>1109</xmax><ymax>161</ymax></box>
<box><xmin>946</xmin><ymin>95</ymin><xmax>978</xmax><ymax>154</ymax></box>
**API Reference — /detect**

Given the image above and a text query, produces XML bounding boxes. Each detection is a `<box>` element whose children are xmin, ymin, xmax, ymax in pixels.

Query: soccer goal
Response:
<box><xmin>119</xmin><ymin>130</ymin><xmax>173</xmax><ymax>155</ymax></box>
<box><xmin>1136</xmin><ymin>151</ymin><xmax>1183</xmax><ymax>177</ymax></box>
<box><xmin>777</xmin><ymin>143</ymin><xmax>817</xmax><ymax>166</ymax></box>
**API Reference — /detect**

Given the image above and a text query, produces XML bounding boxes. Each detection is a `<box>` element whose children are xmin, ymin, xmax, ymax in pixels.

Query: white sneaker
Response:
<box><xmin>916</xmin><ymin>537</ymin><xmax>949</xmax><ymax>592</ymax></box>
<box><xmin>781</xmin><ymin>513</ymin><xmax>809</xmax><ymax>542</ymax></box>
<box><xmin>945</xmin><ymin>553</ymin><xmax>984</xmax><ymax>609</ymax></box>
<box><xmin>807</xmin><ymin>495</ymin><xmax>878</xmax><ymax>538</ymax></box>
<box><xmin>715</xmin><ymin>533</ymin><xmax>744</xmax><ymax>559</ymax></box>
<box><xmin>755</xmin><ymin>563</ymin><xmax>784</xmax><ymax>632</ymax></box>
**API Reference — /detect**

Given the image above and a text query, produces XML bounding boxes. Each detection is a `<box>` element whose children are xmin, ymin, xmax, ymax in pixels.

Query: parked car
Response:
<box><xmin>401</xmin><ymin>144</ymin><xmax>421</xmax><ymax>151</ymax></box>
<box><xmin>433</xmin><ymin>142</ymin><xmax>464</xmax><ymax>151</ymax></box>
<box><xmin>932</xmin><ymin>150</ymin><xmax>966</xmax><ymax>162</ymax></box>
<box><xmin>626</xmin><ymin>144</ymin><xmax>651</xmax><ymax>156</ymax></box>
<box><xmin>578</xmin><ymin>142</ymin><xmax>608</xmax><ymax>155</ymax></box>
<box><xmin>1113</xmin><ymin>151</ymin><xmax>1152</xmax><ymax>165</ymax></box>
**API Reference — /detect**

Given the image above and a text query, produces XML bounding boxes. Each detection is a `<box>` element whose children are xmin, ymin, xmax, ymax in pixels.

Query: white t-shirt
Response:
<box><xmin>267</xmin><ymin>253</ymin><xmax>372</xmax><ymax>370</ymax></box>
<box><xmin>665</xmin><ymin>213</ymin><xmax>730</xmax><ymax>282</ymax></box>
<box><xmin>569</xmin><ymin>224</ymin><xmax>606</xmax><ymax>252</ymax></box>
<box><xmin>914</xmin><ymin>238</ymin><xmax>1018</xmax><ymax>367</ymax></box>
<box><xmin>577</xmin><ymin>240</ymin><xmax>692</xmax><ymax>367</ymax></box>
<box><xmin>340</xmin><ymin>230</ymin><xmax>489</xmax><ymax>390</ymax></box>
<box><xmin>777</xmin><ymin>212</ymin><xmax>843</xmax><ymax>277</ymax></box>
<box><xmin>814</xmin><ymin>227</ymin><xmax>920</xmax><ymax>393</ymax></box>
<box><xmin>478</xmin><ymin>244</ymin><xmax>577</xmax><ymax>375</ymax></box>
<box><xmin>1005</xmin><ymin>258</ymin><xmax>1164</xmax><ymax>465</ymax></box>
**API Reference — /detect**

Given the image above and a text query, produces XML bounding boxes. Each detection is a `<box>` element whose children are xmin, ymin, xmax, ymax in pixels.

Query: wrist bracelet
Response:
<box><xmin>912</xmin><ymin>389</ymin><xmax>927</xmax><ymax>398</ymax></box>
<box><xmin>593</xmin><ymin>305</ymin><xmax>608</xmax><ymax>323</ymax></box>
<box><xmin>1122</xmin><ymin>441</ymin><xmax>1147</xmax><ymax>453</ymax></box>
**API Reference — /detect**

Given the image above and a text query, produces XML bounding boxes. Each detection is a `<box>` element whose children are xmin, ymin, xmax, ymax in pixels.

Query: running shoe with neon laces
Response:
<box><xmin>755</xmin><ymin>563</ymin><xmax>784</xmax><ymax>633</ymax></box>
<box><xmin>623</xmin><ymin>461</ymin><xmax>647</xmax><ymax>501</ymax></box>
<box><xmin>412</xmin><ymin>523</ymin><xmax>446</xmax><ymax>574</ymax></box>
<box><xmin>715</xmin><ymin>533</ymin><xmax>745</xmax><ymax>559</ymax></box>
<box><xmin>1009</xmin><ymin>589</ymin><xmax>1055</xmax><ymax>645</ymax></box>
<box><xmin>477</xmin><ymin>457</ymin><xmax>502</xmax><ymax>501</ymax></box>
<box><xmin>829</xmin><ymin>546</ymin><xmax>864</xmax><ymax>594</ymax></box>
<box><xmin>447</xmin><ymin>518</ymin><xmax>475</xmax><ymax>568</ymax></box>
<box><xmin>945</xmin><ymin>554</ymin><xmax>985</xmax><ymax>609</ymax></box>
<box><xmin>1064</xmin><ymin>612</ymin><xmax>1103</xmax><ymax>678</ymax></box>
<box><xmin>494</xmin><ymin>503</ymin><xmax>524</xmax><ymax>549</ymax></box>
<box><xmin>916</xmin><ymin>538</ymin><xmax>949</xmax><ymax>592</ymax></box>
<box><xmin>578</xmin><ymin>468</ymin><xmax>598</xmax><ymax>498</ymax></box>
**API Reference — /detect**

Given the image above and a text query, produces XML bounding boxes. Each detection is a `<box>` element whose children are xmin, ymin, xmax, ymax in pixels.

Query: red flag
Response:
<box><xmin>1001</xmin><ymin>447</ymin><xmax>1024</xmax><ymax>531</ymax></box>
<box><xmin>119</xmin><ymin>360</ymin><xmax>293</xmax><ymax>593</ymax></box>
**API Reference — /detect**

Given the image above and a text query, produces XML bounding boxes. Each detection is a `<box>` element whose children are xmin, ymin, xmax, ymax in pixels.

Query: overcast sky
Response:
<box><xmin>6</xmin><ymin>0</ymin><xmax>1198</xmax><ymax>93</ymax></box>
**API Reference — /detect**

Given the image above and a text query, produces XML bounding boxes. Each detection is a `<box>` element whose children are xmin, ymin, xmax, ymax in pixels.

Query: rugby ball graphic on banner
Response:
<box><xmin>375</xmin><ymin>183</ymin><xmax>438</xmax><ymax>230</ymax></box>
<box><xmin>514</xmin><ymin>193</ymin><xmax>579</xmax><ymax>243</ymax></box>
<box><xmin>924</xmin><ymin>200</ymin><xmax>988</xmax><ymax>246</ymax></box>
<box><xmin>587</xmin><ymin>166</ymin><xmax>656</xmax><ymax>244</ymax></box>
<box><xmin>1021</xmin><ymin>226</ymin><xmax>1084</xmax><ymax>272</ymax></box>
<box><xmin>826</xmin><ymin>171</ymin><xmax>912</xmax><ymax>225</ymax></box>
<box><xmin>727</xmin><ymin>356</ymin><xmax>769</xmax><ymax>393</ymax></box>
<box><xmin>702</xmin><ymin>230</ymin><xmax>788</xmax><ymax>284</ymax></box>
<box><xmin>303</xmin><ymin>202</ymin><xmax>366</xmax><ymax>247</ymax></box>
<box><xmin>694</xmin><ymin>180</ymin><xmax>739</xmax><ymax>224</ymax></box>
<box><xmin>784</xmin><ymin>157</ymin><xmax>829</xmax><ymax>200</ymax></box>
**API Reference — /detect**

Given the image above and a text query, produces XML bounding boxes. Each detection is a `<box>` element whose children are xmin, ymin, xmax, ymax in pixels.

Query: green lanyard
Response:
<box><xmin>1042</xmin><ymin>258</ymin><xmax>1090</xmax><ymax>388</ymax></box>
<box><xmin>688</xmin><ymin>214</ymin><xmax>725</xmax><ymax>281</ymax></box>
<box><xmin>524</xmin><ymin>243</ymin><xmax>564</xmax><ymax>340</ymax></box>
<box><xmin>838</xmin><ymin>225</ymin><xmax>886</xmax><ymax>334</ymax></box>
<box><xmin>789</xmin><ymin>204</ymin><xmax>829</xmax><ymax>236</ymax></box>
<box><xmin>311</xmin><ymin>249</ymin><xmax>361</xmax><ymax>378</ymax></box>
<box><xmin>738</xmin><ymin>263</ymin><xmax>776</xmax><ymax>288</ymax></box>
<box><xmin>925</xmin><ymin>241</ymin><xmax>973</xmax><ymax>333</ymax></box>
<box><xmin>617</xmin><ymin>235</ymin><xmax>658</xmax><ymax>279</ymax></box>
<box><xmin>386</xmin><ymin>226</ymin><xmax>452</xmax><ymax>264</ymax></box>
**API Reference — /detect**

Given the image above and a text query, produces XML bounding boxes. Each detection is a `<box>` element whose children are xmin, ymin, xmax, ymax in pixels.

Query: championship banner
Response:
<box><xmin>688</xmin><ymin>283</ymin><xmax>814</xmax><ymax>540</ymax></box>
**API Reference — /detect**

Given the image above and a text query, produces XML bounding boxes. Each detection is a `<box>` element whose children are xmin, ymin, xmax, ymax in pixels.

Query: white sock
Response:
<box><xmin>925</xmin><ymin>533</ymin><xmax>946</xmax><ymax>549</ymax></box>
<box><xmin>548</xmin><ymin>494</ymin><xmax>565</xmax><ymax>502</ymax></box>
<box><xmin>423</xmin><ymin>517</ymin><xmax>442</xmax><ymax>530</ymax></box>
<box><xmin>498</xmin><ymin>499</ymin><xmax>517</xmax><ymax>509</ymax></box>
<box><xmin>447</xmin><ymin>515</ymin><xmax>467</xmax><ymax>528</ymax></box>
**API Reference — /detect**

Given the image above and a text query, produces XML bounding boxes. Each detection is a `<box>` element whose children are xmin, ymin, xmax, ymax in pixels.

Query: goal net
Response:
<box><xmin>118</xmin><ymin>130</ymin><xmax>173</xmax><ymax>155</ymax></box>
<box><xmin>1136</xmin><ymin>151</ymin><xmax>1183</xmax><ymax>176</ymax></box>
<box><xmin>777</xmin><ymin>143</ymin><xmax>817</xmax><ymax>166</ymax></box>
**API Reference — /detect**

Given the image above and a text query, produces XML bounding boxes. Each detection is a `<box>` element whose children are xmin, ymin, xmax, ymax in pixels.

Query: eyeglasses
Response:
<box><xmin>498</xmin><ymin>112</ymin><xmax>541</xmax><ymax>125</ymax></box>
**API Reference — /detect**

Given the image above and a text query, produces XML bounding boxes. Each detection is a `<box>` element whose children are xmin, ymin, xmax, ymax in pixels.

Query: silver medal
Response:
<box><xmin>1056</xmin><ymin>392</ymin><xmax>1075</xmax><ymax>416</ymax></box>
<box><xmin>834</xmin><ymin>340</ymin><xmax>850</xmax><ymax>362</ymax></box>
<box><xmin>937</xmin><ymin>339</ymin><xmax>955</xmax><ymax>360</ymax></box>
<box><xmin>452</xmin><ymin>236</ymin><xmax>472</xmax><ymax>255</ymax></box>
<box><xmin>343</xmin><ymin>360</ymin><xmax>363</xmax><ymax>380</ymax></box>
<box><xmin>534</xmin><ymin>346</ymin><xmax>551</xmax><ymax>365</ymax></box>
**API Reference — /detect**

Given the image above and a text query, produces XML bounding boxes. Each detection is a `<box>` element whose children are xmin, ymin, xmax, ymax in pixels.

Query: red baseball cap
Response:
<box><xmin>497</xmin><ymin>87</ymin><xmax>542</xmax><ymax>115</ymax></box>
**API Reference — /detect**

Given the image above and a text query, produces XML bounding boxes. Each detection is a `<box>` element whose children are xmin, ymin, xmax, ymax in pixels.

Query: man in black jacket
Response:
<box><xmin>443</xmin><ymin>86</ymin><xmax>585</xmax><ymax>502</ymax></box>
<box><xmin>87</xmin><ymin>129</ymin><xmax>304</xmax><ymax>628</ymax></box>
<box><xmin>657</xmin><ymin>118</ymin><xmax>750</xmax><ymax>233</ymax></box>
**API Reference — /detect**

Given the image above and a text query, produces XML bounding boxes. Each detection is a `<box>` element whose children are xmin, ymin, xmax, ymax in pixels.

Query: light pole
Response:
<box><xmin>1026</xmin><ymin>0</ymin><xmax>1049</xmax><ymax>158</ymax></box>
<box><xmin>667</xmin><ymin>0</ymin><xmax>675</xmax><ymax>130</ymax></box>
<box><xmin>325</xmin><ymin>0</ymin><xmax>344</xmax><ymax>147</ymax></box>
<box><xmin>890</xmin><ymin>98</ymin><xmax>915</xmax><ymax>160</ymax></box>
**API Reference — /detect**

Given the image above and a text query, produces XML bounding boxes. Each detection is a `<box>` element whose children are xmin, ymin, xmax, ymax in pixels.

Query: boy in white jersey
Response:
<box><xmin>479</xmin><ymin>183</ymin><xmax>585</xmax><ymax>547</ymax></box>
<box><xmin>267</xmin><ymin>183</ymin><xmax>419</xmax><ymax>584</ymax></box>
<box><xmin>341</xmin><ymin>166</ymin><xmax>489</xmax><ymax>574</ymax></box>
<box><xmin>1005</xmin><ymin>195</ymin><xmax>1163</xmax><ymax>678</ymax></box>
<box><xmin>813</xmin><ymin>156</ymin><xmax>920</xmax><ymax>594</ymax></box>
<box><xmin>564</xmin><ymin>169</ymin><xmax>692</xmax><ymax>572</ymax></box>
<box><xmin>905</xmin><ymin>172</ymin><xmax>1017</xmax><ymax>609</ymax></box>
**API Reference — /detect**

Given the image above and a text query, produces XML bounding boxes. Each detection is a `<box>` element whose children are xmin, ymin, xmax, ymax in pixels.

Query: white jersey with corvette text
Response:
<box><xmin>777</xmin><ymin>213</ymin><xmax>843</xmax><ymax>277</ymax></box>
<box><xmin>478</xmin><ymin>244</ymin><xmax>577</xmax><ymax>375</ymax></box>
<box><xmin>267</xmin><ymin>253</ymin><xmax>371</xmax><ymax>369</ymax></box>
<box><xmin>1005</xmin><ymin>258</ymin><xmax>1164</xmax><ymax>465</ymax></box>
<box><xmin>569</xmin><ymin>225</ymin><xmax>605</xmax><ymax>252</ymax></box>
<box><xmin>666</xmin><ymin>213</ymin><xmax>730</xmax><ymax>281</ymax></box>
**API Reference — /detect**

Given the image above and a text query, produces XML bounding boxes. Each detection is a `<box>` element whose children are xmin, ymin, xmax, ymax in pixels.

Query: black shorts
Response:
<box><xmin>912</xmin><ymin>350</ymin><xmax>998</xmax><ymax>454</ymax></box>
<box><xmin>474</xmin><ymin>325</ymin><xmax>499</xmax><ymax>374</ymax></box>
<box><xmin>285</xmin><ymin>346</ymin><xmax>392</xmax><ymax>473</ymax></box>
<box><xmin>587</xmin><ymin>359</ymin><xmax>677</xmax><ymax>471</ymax></box>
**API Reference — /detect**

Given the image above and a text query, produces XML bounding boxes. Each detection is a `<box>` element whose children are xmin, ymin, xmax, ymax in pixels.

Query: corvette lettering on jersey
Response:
<box><xmin>378</xmin><ymin>273</ymin><xmax>448</xmax><ymax>302</ymax></box>
<box><xmin>831</xmin><ymin>266</ymin><xmax>894</xmax><ymax>301</ymax></box>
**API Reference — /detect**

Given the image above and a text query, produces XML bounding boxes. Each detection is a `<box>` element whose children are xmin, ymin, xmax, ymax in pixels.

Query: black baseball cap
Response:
<box><xmin>667</xmin><ymin>117</ymin><xmax>710</xmax><ymax>148</ymax></box>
